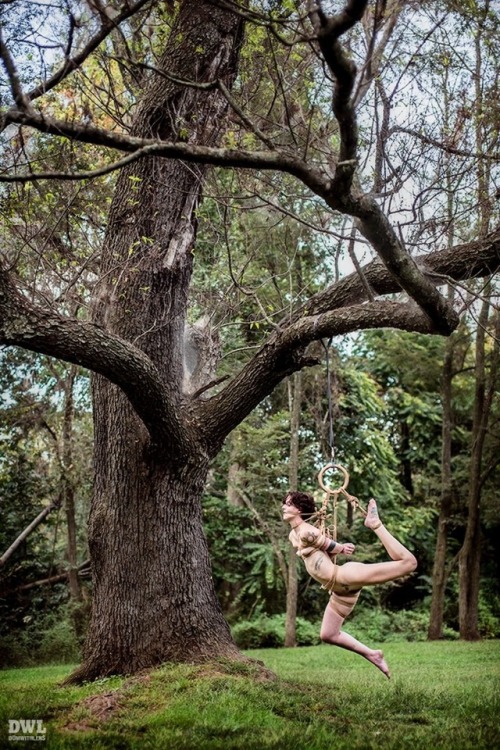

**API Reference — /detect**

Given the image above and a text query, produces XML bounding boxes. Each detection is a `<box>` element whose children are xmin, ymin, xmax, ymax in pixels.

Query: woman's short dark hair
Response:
<box><xmin>285</xmin><ymin>491</ymin><xmax>316</xmax><ymax>520</ymax></box>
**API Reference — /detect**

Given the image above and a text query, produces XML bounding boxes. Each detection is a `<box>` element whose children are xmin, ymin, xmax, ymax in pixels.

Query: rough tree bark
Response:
<box><xmin>68</xmin><ymin>1</ymin><xmax>247</xmax><ymax>681</ymax></box>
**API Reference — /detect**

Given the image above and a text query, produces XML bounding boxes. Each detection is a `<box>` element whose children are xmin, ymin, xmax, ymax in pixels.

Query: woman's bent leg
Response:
<box><xmin>320</xmin><ymin>602</ymin><xmax>390</xmax><ymax>679</ymax></box>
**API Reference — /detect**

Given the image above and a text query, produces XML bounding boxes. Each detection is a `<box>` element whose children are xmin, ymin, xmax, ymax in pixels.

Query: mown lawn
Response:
<box><xmin>0</xmin><ymin>641</ymin><xmax>498</xmax><ymax>749</ymax></box>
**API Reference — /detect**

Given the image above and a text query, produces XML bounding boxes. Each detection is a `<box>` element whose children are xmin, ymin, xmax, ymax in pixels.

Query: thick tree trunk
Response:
<box><xmin>69</xmin><ymin>455</ymin><xmax>239</xmax><ymax>682</ymax></box>
<box><xmin>66</xmin><ymin>1</ymin><xmax>246</xmax><ymax>682</ymax></box>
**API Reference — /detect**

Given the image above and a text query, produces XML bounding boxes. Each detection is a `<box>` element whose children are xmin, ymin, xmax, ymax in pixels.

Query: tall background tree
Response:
<box><xmin>0</xmin><ymin>0</ymin><xmax>498</xmax><ymax>679</ymax></box>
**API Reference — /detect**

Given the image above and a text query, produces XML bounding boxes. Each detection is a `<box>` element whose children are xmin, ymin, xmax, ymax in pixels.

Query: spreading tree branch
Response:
<box><xmin>348</xmin><ymin>195</ymin><xmax>460</xmax><ymax>334</ymax></box>
<box><xmin>0</xmin><ymin>108</ymin><xmax>328</xmax><ymax>195</ymax></box>
<box><xmin>198</xmin><ymin>298</ymin><xmax>437</xmax><ymax>448</ymax></box>
<box><xmin>296</xmin><ymin>226</ymin><xmax>500</xmax><ymax>320</ymax></box>
<box><xmin>0</xmin><ymin>267</ymin><xmax>192</xmax><ymax>457</ymax></box>
<box><xmin>389</xmin><ymin>125</ymin><xmax>500</xmax><ymax>161</ymax></box>
<box><xmin>198</xmin><ymin>228</ymin><xmax>500</xmax><ymax>447</ymax></box>
<box><xmin>306</xmin><ymin>1</ymin><xmax>460</xmax><ymax>334</ymax></box>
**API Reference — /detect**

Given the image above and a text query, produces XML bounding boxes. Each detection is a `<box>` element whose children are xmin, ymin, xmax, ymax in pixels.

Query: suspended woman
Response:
<box><xmin>283</xmin><ymin>492</ymin><xmax>417</xmax><ymax>678</ymax></box>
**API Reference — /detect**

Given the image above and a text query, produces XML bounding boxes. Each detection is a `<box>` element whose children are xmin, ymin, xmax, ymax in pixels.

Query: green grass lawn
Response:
<box><xmin>0</xmin><ymin>641</ymin><xmax>498</xmax><ymax>749</ymax></box>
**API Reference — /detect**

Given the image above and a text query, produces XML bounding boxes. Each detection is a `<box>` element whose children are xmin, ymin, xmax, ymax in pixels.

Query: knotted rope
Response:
<box><xmin>309</xmin><ymin>463</ymin><xmax>367</xmax><ymax>541</ymax></box>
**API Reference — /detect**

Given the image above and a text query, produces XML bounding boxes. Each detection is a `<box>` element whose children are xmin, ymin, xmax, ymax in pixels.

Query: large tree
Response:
<box><xmin>1</xmin><ymin>0</ymin><xmax>499</xmax><ymax>680</ymax></box>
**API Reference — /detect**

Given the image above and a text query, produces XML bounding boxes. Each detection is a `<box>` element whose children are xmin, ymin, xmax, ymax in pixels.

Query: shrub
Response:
<box><xmin>0</xmin><ymin>632</ymin><xmax>34</xmax><ymax>668</ymax></box>
<box><xmin>232</xmin><ymin>614</ymin><xmax>320</xmax><ymax>649</ymax></box>
<box><xmin>478</xmin><ymin>594</ymin><xmax>500</xmax><ymax>638</ymax></box>
<box><xmin>36</xmin><ymin>615</ymin><xmax>81</xmax><ymax>663</ymax></box>
<box><xmin>0</xmin><ymin>609</ymin><xmax>81</xmax><ymax>668</ymax></box>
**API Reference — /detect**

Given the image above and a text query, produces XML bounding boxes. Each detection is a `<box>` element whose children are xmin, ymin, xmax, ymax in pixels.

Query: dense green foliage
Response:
<box><xmin>0</xmin><ymin>351</ymin><xmax>92</xmax><ymax>665</ymax></box>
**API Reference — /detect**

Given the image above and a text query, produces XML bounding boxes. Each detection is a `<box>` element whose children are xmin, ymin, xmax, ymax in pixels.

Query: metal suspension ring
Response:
<box><xmin>317</xmin><ymin>463</ymin><xmax>350</xmax><ymax>493</ymax></box>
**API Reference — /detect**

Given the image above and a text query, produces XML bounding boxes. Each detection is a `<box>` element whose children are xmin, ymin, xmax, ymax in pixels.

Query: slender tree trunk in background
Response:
<box><xmin>399</xmin><ymin>420</ymin><xmax>413</xmax><ymax>496</ymax></box>
<box><xmin>227</xmin><ymin>459</ymin><xmax>244</xmax><ymax>507</ymax></box>
<box><xmin>62</xmin><ymin>365</ymin><xmax>80</xmax><ymax>602</ymax></box>
<box><xmin>225</xmin><ymin>450</ymin><xmax>244</xmax><ymax>608</ymax></box>
<box><xmin>284</xmin><ymin>543</ymin><xmax>298</xmax><ymax>648</ymax></box>
<box><xmin>458</xmin><ymin>299</ymin><xmax>499</xmax><ymax>639</ymax></box>
<box><xmin>62</xmin><ymin>365</ymin><xmax>85</xmax><ymax>637</ymax></box>
<box><xmin>285</xmin><ymin>371</ymin><xmax>301</xmax><ymax>647</ymax></box>
<box><xmin>429</xmin><ymin>118</ymin><xmax>456</xmax><ymax>641</ymax></box>
<box><xmin>458</xmin><ymin>295</ymin><xmax>489</xmax><ymax>639</ymax></box>
<box><xmin>458</xmin><ymin>13</ymin><xmax>494</xmax><ymax>641</ymax></box>
<box><xmin>66</xmin><ymin>1</ymin><xmax>245</xmax><ymax>683</ymax></box>
<box><xmin>428</xmin><ymin>289</ymin><xmax>454</xmax><ymax>640</ymax></box>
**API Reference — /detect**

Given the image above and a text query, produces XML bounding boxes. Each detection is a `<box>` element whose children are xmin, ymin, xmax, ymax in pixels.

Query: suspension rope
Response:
<box><xmin>311</xmin><ymin>341</ymin><xmax>367</xmax><ymax>540</ymax></box>
<box><xmin>321</xmin><ymin>337</ymin><xmax>335</xmax><ymax>462</ymax></box>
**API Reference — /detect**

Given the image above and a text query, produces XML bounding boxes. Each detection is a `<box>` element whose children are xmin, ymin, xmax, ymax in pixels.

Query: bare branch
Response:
<box><xmin>1</xmin><ymin>108</ymin><xmax>328</xmax><ymax>193</ymax></box>
<box><xmin>0</xmin><ymin>26</ymin><xmax>36</xmax><ymax>114</ymax></box>
<box><xmin>0</xmin><ymin>503</ymin><xmax>59</xmax><ymax>567</ymax></box>
<box><xmin>0</xmin><ymin>145</ymin><xmax>174</xmax><ymax>183</ymax></box>
<box><xmin>0</xmin><ymin>560</ymin><xmax>91</xmax><ymax>595</ymax></box>
<box><xmin>349</xmin><ymin>194</ymin><xmax>460</xmax><ymax>334</ymax></box>
<box><xmin>389</xmin><ymin>125</ymin><xmax>500</xmax><ymax>161</ymax></box>
<box><xmin>309</xmin><ymin>0</ymin><xmax>369</xmax><ymax>191</ymax></box>
<box><xmin>25</xmin><ymin>0</ymin><xmax>155</xmax><ymax>102</ymax></box>
<box><xmin>353</xmin><ymin>0</ymin><xmax>403</xmax><ymax>107</ymax></box>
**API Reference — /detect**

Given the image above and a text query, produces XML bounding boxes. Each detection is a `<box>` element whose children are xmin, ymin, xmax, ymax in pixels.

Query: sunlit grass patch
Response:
<box><xmin>0</xmin><ymin>641</ymin><xmax>498</xmax><ymax>749</ymax></box>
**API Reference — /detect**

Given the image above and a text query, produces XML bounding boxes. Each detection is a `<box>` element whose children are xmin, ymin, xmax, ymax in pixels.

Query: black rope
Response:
<box><xmin>321</xmin><ymin>337</ymin><xmax>335</xmax><ymax>462</ymax></box>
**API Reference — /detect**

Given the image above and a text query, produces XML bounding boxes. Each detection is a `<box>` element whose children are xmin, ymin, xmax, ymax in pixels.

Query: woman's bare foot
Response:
<box><xmin>364</xmin><ymin>498</ymin><xmax>382</xmax><ymax>530</ymax></box>
<box><xmin>367</xmin><ymin>649</ymin><xmax>391</xmax><ymax>679</ymax></box>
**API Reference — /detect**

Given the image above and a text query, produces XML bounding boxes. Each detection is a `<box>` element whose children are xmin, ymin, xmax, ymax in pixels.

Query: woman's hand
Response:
<box><xmin>339</xmin><ymin>542</ymin><xmax>355</xmax><ymax>556</ymax></box>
